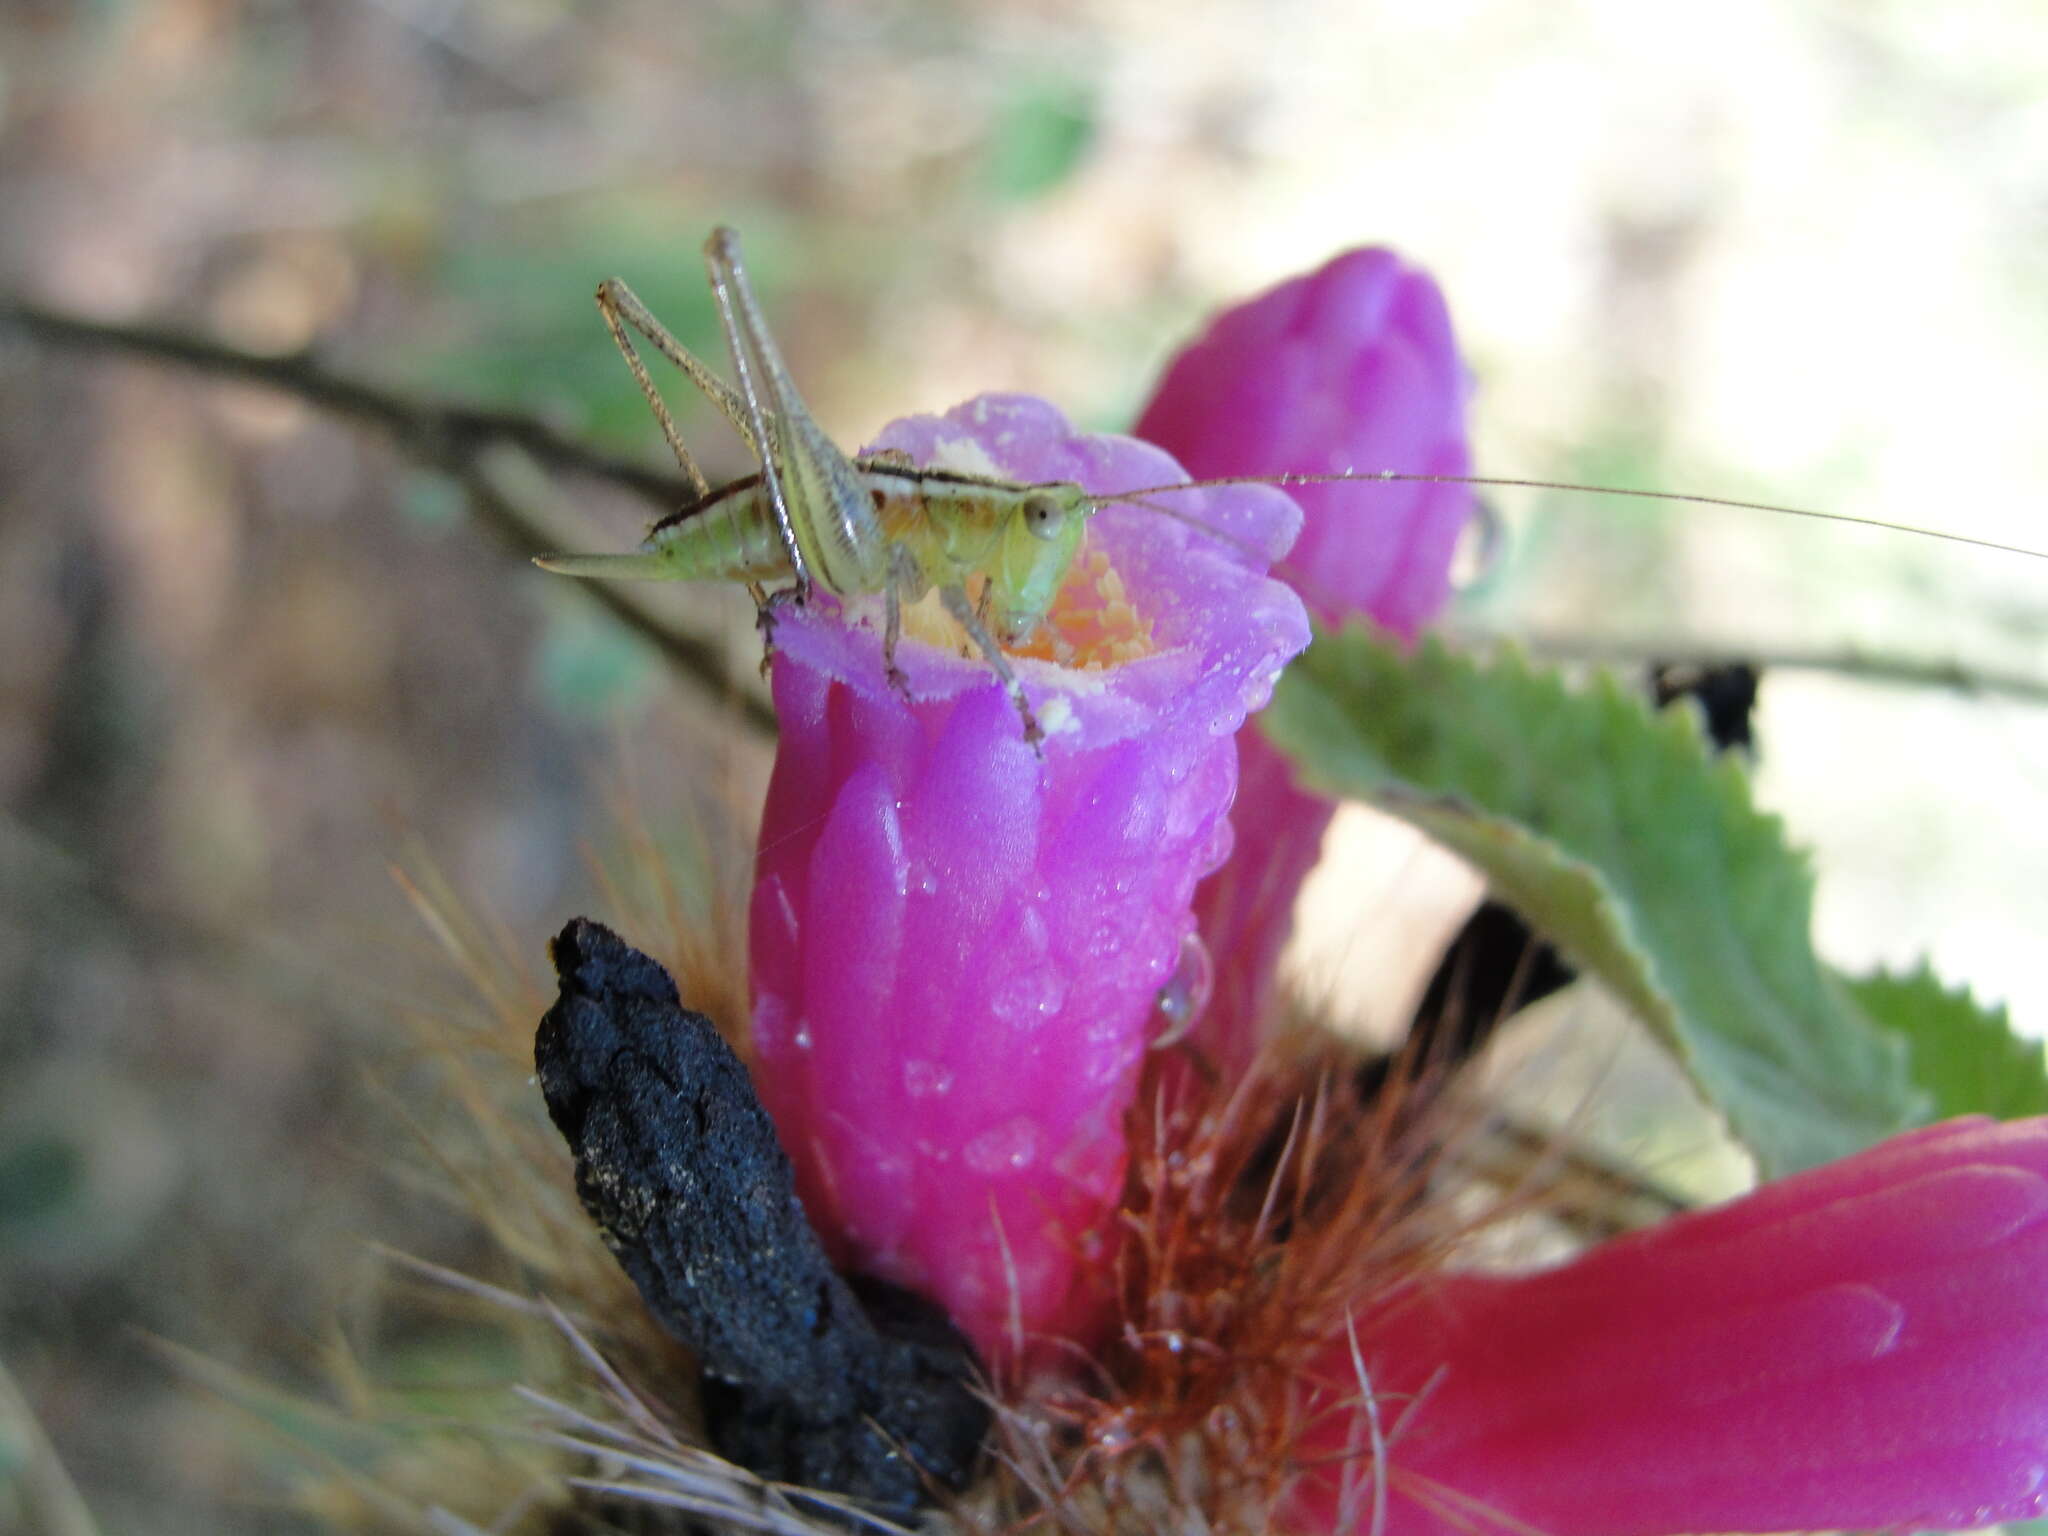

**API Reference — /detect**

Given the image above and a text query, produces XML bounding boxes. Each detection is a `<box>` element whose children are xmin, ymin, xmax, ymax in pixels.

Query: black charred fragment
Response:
<box><xmin>535</xmin><ymin>918</ymin><xmax>989</xmax><ymax>1514</ymax></box>
<box><xmin>1652</xmin><ymin>660</ymin><xmax>1761</xmax><ymax>756</ymax></box>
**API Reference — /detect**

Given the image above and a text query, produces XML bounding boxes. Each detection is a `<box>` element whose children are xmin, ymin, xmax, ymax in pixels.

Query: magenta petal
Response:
<box><xmin>747</xmin><ymin>395</ymin><xmax>1309</xmax><ymax>1368</ymax></box>
<box><xmin>1295</xmin><ymin>1117</ymin><xmax>2048</xmax><ymax>1536</ymax></box>
<box><xmin>1136</xmin><ymin>247</ymin><xmax>1474</xmax><ymax>636</ymax></box>
<box><xmin>1135</xmin><ymin>248</ymin><xmax>1476</xmax><ymax>1070</ymax></box>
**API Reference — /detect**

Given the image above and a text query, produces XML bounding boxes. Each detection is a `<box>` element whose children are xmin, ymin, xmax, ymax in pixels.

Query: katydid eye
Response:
<box><xmin>1022</xmin><ymin>493</ymin><xmax>1066</xmax><ymax>541</ymax></box>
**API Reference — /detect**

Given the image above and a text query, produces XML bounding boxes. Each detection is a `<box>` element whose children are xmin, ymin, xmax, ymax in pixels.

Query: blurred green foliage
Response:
<box><xmin>0</xmin><ymin>1137</ymin><xmax>83</xmax><ymax>1241</ymax></box>
<box><xmin>532</xmin><ymin>600</ymin><xmax>660</xmax><ymax>720</ymax></box>
<box><xmin>982</xmin><ymin>75</ymin><xmax>1099</xmax><ymax>202</ymax></box>
<box><xmin>420</xmin><ymin>208</ymin><xmax>727</xmax><ymax>443</ymax></box>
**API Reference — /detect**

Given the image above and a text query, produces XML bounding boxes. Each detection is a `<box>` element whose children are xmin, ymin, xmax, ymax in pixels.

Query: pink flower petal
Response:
<box><xmin>748</xmin><ymin>395</ymin><xmax>1308</xmax><ymax>1368</ymax></box>
<box><xmin>1135</xmin><ymin>248</ymin><xmax>1476</xmax><ymax>1070</ymax></box>
<box><xmin>1296</xmin><ymin>1117</ymin><xmax>2048</xmax><ymax>1535</ymax></box>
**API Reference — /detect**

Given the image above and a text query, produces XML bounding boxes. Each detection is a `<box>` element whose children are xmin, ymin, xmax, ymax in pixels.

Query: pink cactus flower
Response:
<box><xmin>714</xmin><ymin>259</ymin><xmax>2046</xmax><ymax>1536</ymax></box>
<box><xmin>1135</xmin><ymin>249</ymin><xmax>1476</xmax><ymax>1072</ymax></box>
<box><xmin>1293</xmin><ymin>1116</ymin><xmax>2048</xmax><ymax>1536</ymax></box>
<box><xmin>747</xmin><ymin>395</ymin><xmax>1308</xmax><ymax>1368</ymax></box>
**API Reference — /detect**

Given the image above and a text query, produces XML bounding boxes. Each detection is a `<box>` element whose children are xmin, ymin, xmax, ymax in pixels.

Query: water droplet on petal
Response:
<box><xmin>903</xmin><ymin>1058</ymin><xmax>954</xmax><ymax>1098</ymax></box>
<box><xmin>1017</xmin><ymin>904</ymin><xmax>1050</xmax><ymax>956</ymax></box>
<box><xmin>989</xmin><ymin>961</ymin><xmax>1067</xmax><ymax>1028</ymax></box>
<box><xmin>963</xmin><ymin>1116</ymin><xmax>1041</xmax><ymax>1174</ymax></box>
<box><xmin>1150</xmin><ymin>931</ymin><xmax>1214</xmax><ymax>1048</ymax></box>
<box><xmin>1201</xmin><ymin>818</ymin><xmax>1236</xmax><ymax>874</ymax></box>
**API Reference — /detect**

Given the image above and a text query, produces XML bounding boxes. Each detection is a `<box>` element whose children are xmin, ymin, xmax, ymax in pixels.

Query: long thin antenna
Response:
<box><xmin>1100</xmin><ymin>471</ymin><xmax>2048</xmax><ymax>564</ymax></box>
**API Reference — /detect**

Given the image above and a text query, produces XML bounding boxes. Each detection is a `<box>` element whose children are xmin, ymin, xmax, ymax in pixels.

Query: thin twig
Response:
<box><xmin>0</xmin><ymin>298</ymin><xmax>776</xmax><ymax>735</ymax></box>
<box><xmin>1454</xmin><ymin>626</ymin><xmax>2048</xmax><ymax>710</ymax></box>
<box><xmin>0</xmin><ymin>300</ymin><xmax>689</xmax><ymax>499</ymax></box>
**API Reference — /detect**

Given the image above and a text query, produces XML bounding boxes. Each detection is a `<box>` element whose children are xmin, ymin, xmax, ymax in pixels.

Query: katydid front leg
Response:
<box><xmin>939</xmin><ymin>583</ymin><xmax>1043</xmax><ymax>752</ymax></box>
<box><xmin>882</xmin><ymin>543</ymin><xmax>919</xmax><ymax>700</ymax></box>
<box><xmin>750</xmin><ymin>578</ymin><xmax>787</xmax><ymax>680</ymax></box>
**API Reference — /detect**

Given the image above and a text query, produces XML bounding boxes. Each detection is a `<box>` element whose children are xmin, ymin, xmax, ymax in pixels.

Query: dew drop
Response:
<box><xmin>1201</xmin><ymin>818</ymin><xmax>1236</xmax><ymax>873</ymax></box>
<box><xmin>1017</xmin><ymin>904</ymin><xmax>1050</xmax><ymax>956</ymax></box>
<box><xmin>989</xmin><ymin>962</ymin><xmax>1067</xmax><ymax>1027</ymax></box>
<box><xmin>1091</xmin><ymin>1416</ymin><xmax>1135</xmax><ymax>1456</ymax></box>
<box><xmin>753</xmin><ymin>995</ymin><xmax>789</xmax><ymax>1051</ymax></box>
<box><xmin>1150</xmin><ymin>931</ymin><xmax>1214</xmax><ymax>1049</ymax></box>
<box><xmin>963</xmin><ymin>1116</ymin><xmax>1041</xmax><ymax>1174</ymax></box>
<box><xmin>1450</xmin><ymin>496</ymin><xmax>1504</xmax><ymax>591</ymax></box>
<box><xmin>903</xmin><ymin>1058</ymin><xmax>954</xmax><ymax>1098</ymax></box>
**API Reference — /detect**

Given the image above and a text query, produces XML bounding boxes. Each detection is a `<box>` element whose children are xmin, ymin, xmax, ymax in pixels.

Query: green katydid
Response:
<box><xmin>539</xmin><ymin>226</ymin><xmax>1099</xmax><ymax>748</ymax></box>
<box><xmin>539</xmin><ymin>228</ymin><xmax>2048</xmax><ymax>747</ymax></box>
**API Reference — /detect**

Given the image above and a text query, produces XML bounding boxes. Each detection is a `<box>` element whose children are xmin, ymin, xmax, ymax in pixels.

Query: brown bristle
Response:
<box><xmin>970</xmin><ymin>1030</ymin><xmax>1479</xmax><ymax>1532</ymax></box>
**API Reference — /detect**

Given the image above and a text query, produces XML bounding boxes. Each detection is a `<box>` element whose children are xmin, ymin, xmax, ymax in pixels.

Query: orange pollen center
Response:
<box><xmin>1012</xmin><ymin>542</ymin><xmax>1157</xmax><ymax>669</ymax></box>
<box><xmin>899</xmin><ymin>538</ymin><xmax>1158</xmax><ymax>670</ymax></box>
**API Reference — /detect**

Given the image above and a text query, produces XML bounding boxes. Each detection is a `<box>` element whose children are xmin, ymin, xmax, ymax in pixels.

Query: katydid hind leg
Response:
<box><xmin>703</xmin><ymin>229</ymin><xmax>814</xmax><ymax>602</ymax></box>
<box><xmin>597</xmin><ymin>278</ymin><xmax>760</xmax><ymax>449</ymax></box>
<box><xmin>941</xmin><ymin>583</ymin><xmax>1044</xmax><ymax>751</ymax></box>
<box><xmin>705</xmin><ymin>228</ymin><xmax>890</xmax><ymax>601</ymax></box>
<box><xmin>594</xmin><ymin>277</ymin><xmax>745</xmax><ymax>497</ymax></box>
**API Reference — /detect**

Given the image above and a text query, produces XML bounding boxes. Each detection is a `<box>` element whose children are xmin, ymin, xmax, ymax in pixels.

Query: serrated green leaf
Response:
<box><xmin>1844</xmin><ymin>964</ymin><xmax>2047</xmax><ymax>1120</ymax></box>
<box><xmin>1262</xmin><ymin>626</ymin><xmax>1925</xmax><ymax>1175</ymax></box>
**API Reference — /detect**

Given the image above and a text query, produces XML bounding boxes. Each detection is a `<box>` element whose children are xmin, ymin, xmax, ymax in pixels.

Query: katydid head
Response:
<box><xmin>987</xmin><ymin>483</ymin><xmax>1096</xmax><ymax>645</ymax></box>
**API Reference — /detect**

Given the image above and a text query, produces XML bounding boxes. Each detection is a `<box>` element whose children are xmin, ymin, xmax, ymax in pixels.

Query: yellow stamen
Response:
<box><xmin>1024</xmin><ymin>534</ymin><xmax>1157</xmax><ymax>669</ymax></box>
<box><xmin>895</xmin><ymin>537</ymin><xmax>1157</xmax><ymax>671</ymax></box>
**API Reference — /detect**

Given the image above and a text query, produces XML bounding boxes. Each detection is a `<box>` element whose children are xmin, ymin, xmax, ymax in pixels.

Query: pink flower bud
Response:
<box><xmin>748</xmin><ymin>395</ymin><xmax>1308</xmax><ymax>1367</ymax></box>
<box><xmin>1295</xmin><ymin>1117</ymin><xmax>2048</xmax><ymax>1536</ymax></box>
<box><xmin>1135</xmin><ymin>249</ymin><xmax>1477</xmax><ymax>1070</ymax></box>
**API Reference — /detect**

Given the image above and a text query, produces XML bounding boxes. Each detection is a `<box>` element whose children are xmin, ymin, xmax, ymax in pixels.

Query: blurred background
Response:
<box><xmin>1</xmin><ymin>2</ymin><xmax>2044</xmax><ymax>1530</ymax></box>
